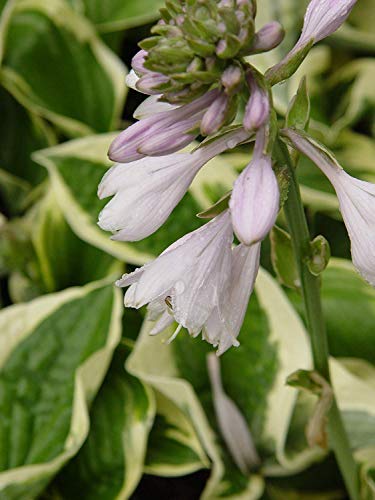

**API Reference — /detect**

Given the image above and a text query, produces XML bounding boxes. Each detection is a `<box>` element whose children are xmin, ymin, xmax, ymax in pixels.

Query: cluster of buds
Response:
<box><xmin>129</xmin><ymin>0</ymin><xmax>284</xmax><ymax>137</ymax></box>
<box><xmin>99</xmin><ymin>0</ymin><xmax>360</xmax><ymax>355</ymax></box>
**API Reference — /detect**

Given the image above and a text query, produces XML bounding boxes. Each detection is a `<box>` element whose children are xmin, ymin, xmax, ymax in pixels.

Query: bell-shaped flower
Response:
<box><xmin>207</xmin><ymin>353</ymin><xmax>260</xmax><ymax>474</ymax></box>
<box><xmin>230</xmin><ymin>131</ymin><xmax>279</xmax><ymax>245</ymax></box>
<box><xmin>116</xmin><ymin>211</ymin><xmax>233</xmax><ymax>337</ymax></box>
<box><xmin>266</xmin><ymin>0</ymin><xmax>357</xmax><ymax>85</ymax></box>
<box><xmin>204</xmin><ymin>243</ymin><xmax>261</xmax><ymax>355</ymax></box>
<box><xmin>108</xmin><ymin>89</ymin><xmax>219</xmax><ymax>163</ymax></box>
<box><xmin>243</xmin><ymin>69</ymin><xmax>270</xmax><ymax>132</ymax></box>
<box><xmin>283</xmin><ymin>128</ymin><xmax>375</xmax><ymax>286</ymax></box>
<box><xmin>99</xmin><ymin>127</ymin><xmax>250</xmax><ymax>241</ymax></box>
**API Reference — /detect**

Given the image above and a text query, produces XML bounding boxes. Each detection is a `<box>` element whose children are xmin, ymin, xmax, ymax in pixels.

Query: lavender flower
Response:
<box><xmin>116</xmin><ymin>211</ymin><xmax>233</xmax><ymax>339</ymax></box>
<box><xmin>283</xmin><ymin>128</ymin><xmax>375</xmax><ymax>286</ymax></box>
<box><xmin>266</xmin><ymin>0</ymin><xmax>357</xmax><ymax>85</ymax></box>
<box><xmin>99</xmin><ymin>128</ymin><xmax>250</xmax><ymax>241</ymax></box>
<box><xmin>108</xmin><ymin>89</ymin><xmax>219</xmax><ymax>162</ymax></box>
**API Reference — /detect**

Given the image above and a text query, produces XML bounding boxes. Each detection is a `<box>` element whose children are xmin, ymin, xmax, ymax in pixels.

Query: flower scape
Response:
<box><xmin>97</xmin><ymin>0</ymin><xmax>367</xmax><ymax>355</ymax></box>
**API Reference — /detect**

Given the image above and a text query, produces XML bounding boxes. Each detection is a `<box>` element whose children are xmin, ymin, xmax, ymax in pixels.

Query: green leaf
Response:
<box><xmin>127</xmin><ymin>269</ymin><xmax>313</xmax><ymax>498</ymax></box>
<box><xmin>31</xmin><ymin>191</ymin><xmax>121</xmax><ymax>293</ymax></box>
<box><xmin>56</xmin><ymin>348</ymin><xmax>155</xmax><ymax>500</ymax></box>
<box><xmin>33</xmin><ymin>133</ymin><xmax>238</xmax><ymax>264</ymax></box>
<box><xmin>33</xmin><ymin>133</ymin><xmax>154</xmax><ymax>265</ymax></box>
<box><xmin>0</xmin><ymin>278</ymin><xmax>122</xmax><ymax>498</ymax></box>
<box><xmin>286</xmin><ymin>76</ymin><xmax>310</xmax><ymax>131</ymax></box>
<box><xmin>0</xmin><ymin>86</ymin><xmax>54</xmax><ymax>187</ymax></box>
<box><xmin>288</xmin><ymin>258</ymin><xmax>375</xmax><ymax>365</ymax></box>
<box><xmin>0</xmin><ymin>0</ymin><xmax>126</xmax><ymax>137</ymax></box>
<box><xmin>145</xmin><ymin>390</ymin><xmax>209</xmax><ymax>477</ymax></box>
<box><xmin>0</xmin><ymin>169</ymin><xmax>31</xmax><ymax>217</ymax></box>
<box><xmin>329</xmin><ymin>59</ymin><xmax>375</xmax><ymax>134</ymax></box>
<box><xmin>72</xmin><ymin>0</ymin><xmax>164</xmax><ymax>33</ymax></box>
<box><xmin>270</xmin><ymin>225</ymin><xmax>300</xmax><ymax>290</ymax></box>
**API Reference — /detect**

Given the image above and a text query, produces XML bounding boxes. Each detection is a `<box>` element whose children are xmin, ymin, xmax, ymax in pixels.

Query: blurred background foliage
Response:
<box><xmin>0</xmin><ymin>0</ymin><xmax>374</xmax><ymax>498</ymax></box>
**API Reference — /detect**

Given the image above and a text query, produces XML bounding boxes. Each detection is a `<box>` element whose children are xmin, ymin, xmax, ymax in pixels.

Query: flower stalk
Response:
<box><xmin>273</xmin><ymin>137</ymin><xmax>359</xmax><ymax>500</ymax></box>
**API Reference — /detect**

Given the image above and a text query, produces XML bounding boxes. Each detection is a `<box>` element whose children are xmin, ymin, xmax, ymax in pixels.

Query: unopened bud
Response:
<box><xmin>221</xmin><ymin>65</ymin><xmax>243</xmax><ymax>94</ymax></box>
<box><xmin>250</xmin><ymin>22</ymin><xmax>285</xmax><ymax>54</ymax></box>
<box><xmin>200</xmin><ymin>92</ymin><xmax>237</xmax><ymax>136</ymax></box>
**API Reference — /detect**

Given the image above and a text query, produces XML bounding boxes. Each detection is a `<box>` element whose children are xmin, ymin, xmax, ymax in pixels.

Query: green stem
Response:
<box><xmin>274</xmin><ymin>138</ymin><xmax>359</xmax><ymax>500</ymax></box>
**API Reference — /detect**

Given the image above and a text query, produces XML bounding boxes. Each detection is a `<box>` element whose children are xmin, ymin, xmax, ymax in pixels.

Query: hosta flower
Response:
<box><xmin>99</xmin><ymin>127</ymin><xmax>250</xmax><ymax>241</ymax></box>
<box><xmin>204</xmin><ymin>243</ymin><xmax>261</xmax><ymax>355</ymax></box>
<box><xmin>266</xmin><ymin>0</ymin><xmax>357</xmax><ymax>85</ymax></box>
<box><xmin>116</xmin><ymin>211</ymin><xmax>233</xmax><ymax>338</ymax></box>
<box><xmin>230</xmin><ymin>130</ymin><xmax>280</xmax><ymax>245</ymax></box>
<box><xmin>283</xmin><ymin>128</ymin><xmax>375</xmax><ymax>286</ymax></box>
<box><xmin>108</xmin><ymin>89</ymin><xmax>219</xmax><ymax>163</ymax></box>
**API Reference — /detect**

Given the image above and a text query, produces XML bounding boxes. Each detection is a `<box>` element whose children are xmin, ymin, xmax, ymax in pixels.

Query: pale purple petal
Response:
<box><xmin>230</xmin><ymin>156</ymin><xmax>280</xmax><ymax>245</ymax></box>
<box><xmin>98</xmin><ymin>153</ymin><xmax>202</xmax><ymax>241</ymax></box>
<box><xmin>250</xmin><ymin>22</ymin><xmax>285</xmax><ymax>54</ymax></box>
<box><xmin>200</xmin><ymin>92</ymin><xmax>232</xmax><ymax>136</ymax></box>
<box><xmin>284</xmin><ymin>128</ymin><xmax>375</xmax><ymax>286</ymax></box>
<box><xmin>204</xmin><ymin>243</ymin><xmax>260</xmax><ymax>355</ymax></box>
<box><xmin>133</xmin><ymin>96</ymin><xmax>177</xmax><ymax>120</ymax></box>
<box><xmin>118</xmin><ymin>212</ymin><xmax>233</xmax><ymax>336</ymax></box>
<box><xmin>108</xmin><ymin>89</ymin><xmax>219</xmax><ymax>163</ymax></box>
<box><xmin>300</xmin><ymin>0</ymin><xmax>357</xmax><ymax>44</ymax></box>
<box><xmin>243</xmin><ymin>70</ymin><xmax>270</xmax><ymax>132</ymax></box>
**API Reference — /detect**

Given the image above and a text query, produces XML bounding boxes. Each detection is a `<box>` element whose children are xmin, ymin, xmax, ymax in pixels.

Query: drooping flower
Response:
<box><xmin>116</xmin><ymin>211</ymin><xmax>233</xmax><ymax>338</ymax></box>
<box><xmin>207</xmin><ymin>353</ymin><xmax>260</xmax><ymax>473</ymax></box>
<box><xmin>99</xmin><ymin>127</ymin><xmax>250</xmax><ymax>241</ymax></box>
<box><xmin>204</xmin><ymin>243</ymin><xmax>261</xmax><ymax>355</ymax></box>
<box><xmin>266</xmin><ymin>0</ymin><xmax>357</xmax><ymax>85</ymax></box>
<box><xmin>283</xmin><ymin>128</ymin><xmax>375</xmax><ymax>286</ymax></box>
<box><xmin>108</xmin><ymin>89</ymin><xmax>219</xmax><ymax>163</ymax></box>
<box><xmin>230</xmin><ymin>129</ymin><xmax>280</xmax><ymax>246</ymax></box>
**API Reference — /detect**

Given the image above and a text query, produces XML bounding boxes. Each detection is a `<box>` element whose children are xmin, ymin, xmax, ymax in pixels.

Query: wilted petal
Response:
<box><xmin>204</xmin><ymin>243</ymin><xmax>261</xmax><ymax>355</ymax></box>
<box><xmin>117</xmin><ymin>212</ymin><xmax>233</xmax><ymax>336</ymax></box>
<box><xmin>207</xmin><ymin>354</ymin><xmax>260</xmax><ymax>473</ymax></box>
<box><xmin>283</xmin><ymin>128</ymin><xmax>375</xmax><ymax>286</ymax></box>
<box><xmin>230</xmin><ymin>155</ymin><xmax>279</xmax><ymax>245</ymax></box>
<box><xmin>243</xmin><ymin>69</ymin><xmax>270</xmax><ymax>131</ymax></box>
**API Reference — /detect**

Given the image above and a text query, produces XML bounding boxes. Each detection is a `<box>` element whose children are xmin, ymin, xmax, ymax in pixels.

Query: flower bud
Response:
<box><xmin>243</xmin><ymin>69</ymin><xmax>270</xmax><ymax>131</ymax></box>
<box><xmin>230</xmin><ymin>155</ymin><xmax>280</xmax><ymax>245</ymax></box>
<box><xmin>200</xmin><ymin>92</ymin><xmax>237</xmax><ymax>136</ymax></box>
<box><xmin>250</xmin><ymin>21</ymin><xmax>285</xmax><ymax>54</ymax></box>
